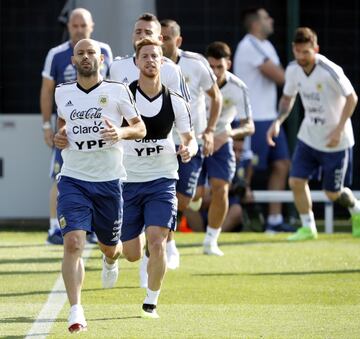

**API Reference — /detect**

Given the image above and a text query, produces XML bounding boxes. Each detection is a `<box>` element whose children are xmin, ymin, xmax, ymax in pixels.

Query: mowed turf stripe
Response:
<box><xmin>25</xmin><ymin>244</ymin><xmax>94</xmax><ymax>338</ymax></box>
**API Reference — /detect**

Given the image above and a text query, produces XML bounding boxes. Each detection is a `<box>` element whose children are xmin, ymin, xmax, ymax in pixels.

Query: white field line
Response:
<box><xmin>25</xmin><ymin>244</ymin><xmax>94</xmax><ymax>338</ymax></box>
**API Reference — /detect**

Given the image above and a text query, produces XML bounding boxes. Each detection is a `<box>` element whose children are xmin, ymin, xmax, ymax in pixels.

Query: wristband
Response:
<box><xmin>42</xmin><ymin>121</ymin><xmax>52</xmax><ymax>130</ymax></box>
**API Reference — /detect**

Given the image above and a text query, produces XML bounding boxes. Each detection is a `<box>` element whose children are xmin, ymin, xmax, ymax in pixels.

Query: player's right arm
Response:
<box><xmin>40</xmin><ymin>77</ymin><xmax>56</xmax><ymax>147</ymax></box>
<box><xmin>53</xmin><ymin>117</ymin><xmax>68</xmax><ymax>149</ymax></box>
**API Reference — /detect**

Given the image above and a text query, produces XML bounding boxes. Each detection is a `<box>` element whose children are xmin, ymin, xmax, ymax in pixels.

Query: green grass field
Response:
<box><xmin>0</xmin><ymin>231</ymin><xmax>359</xmax><ymax>338</ymax></box>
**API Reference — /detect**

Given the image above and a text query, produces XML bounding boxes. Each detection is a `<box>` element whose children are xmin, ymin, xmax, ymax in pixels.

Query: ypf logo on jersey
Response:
<box><xmin>98</xmin><ymin>95</ymin><xmax>109</xmax><ymax>107</ymax></box>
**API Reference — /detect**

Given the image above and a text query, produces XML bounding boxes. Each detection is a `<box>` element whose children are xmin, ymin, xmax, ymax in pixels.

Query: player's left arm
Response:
<box><xmin>101</xmin><ymin>116</ymin><xmax>146</xmax><ymax>143</ymax></box>
<box><xmin>327</xmin><ymin>91</ymin><xmax>358</xmax><ymax>147</ymax></box>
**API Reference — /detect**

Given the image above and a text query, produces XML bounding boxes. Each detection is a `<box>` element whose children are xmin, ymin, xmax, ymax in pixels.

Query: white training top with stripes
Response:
<box><xmin>233</xmin><ymin>34</ymin><xmax>281</xmax><ymax>121</ymax></box>
<box><xmin>55</xmin><ymin>80</ymin><xmax>139</xmax><ymax>181</ymax></box>
<box><xmin>207</xmin><ymin>71</ymin><xmax>252</xmax><ymax>136</ymax></box>
<box><xmin>283</xmin><ymin>53</ymin><xmax>355</xmax><ymax>152</ymax></box>
<box><xmin>174</xmin><ymin>50</ymin><xmax>216</xmax><ymax>144</ymax></box>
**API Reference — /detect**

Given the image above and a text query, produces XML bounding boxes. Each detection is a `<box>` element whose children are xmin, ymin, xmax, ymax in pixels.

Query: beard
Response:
<box><xmin>76</xmin><ymin>62</ymin><xmax>99</xmax><ymax>77</ymax></box>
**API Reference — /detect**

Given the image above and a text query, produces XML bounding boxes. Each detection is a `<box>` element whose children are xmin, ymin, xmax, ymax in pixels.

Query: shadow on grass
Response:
<box><xmin>0</xmin><ymin>266</ymin><xmax>101</xmax><ymax>276</ymax></box>
<box><xmin>0</xmin><ymin>243</ymin><xmax>48</xmax><ymax>249</ymax></box>
<box><xmin>193</xmin><ymin>268</ymin><xmax>360</xmax><ymax>277</ymax></box>
<box><xmin>0</xmin><ymin>285</ymin><xmax>139</xmax><ymax>298</ymax></box>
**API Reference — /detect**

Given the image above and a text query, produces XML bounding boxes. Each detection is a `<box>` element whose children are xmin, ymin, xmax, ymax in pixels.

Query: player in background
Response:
<box><xmin>160</xmin><ymin>19</ymin><xmax>222</xmax><ymax>254</ymax></box>
<box><xmin>233</xmin><ymin>7</ymin><xmax>293</xmax><ymax>233</ymax></box>
<box><xmin>267</xmin><ymin>27</ymin><xmax>360</xmax><ymax>240</ymax></box>
<box><xmin>192</xmin><ymin>41</ymin><xmax>254</xmax><ymax>255</ymax></box>
<box><xmin>40</xmin><ymin>7</ymin><xmax>113</xmax><ymax>244</ymax></box>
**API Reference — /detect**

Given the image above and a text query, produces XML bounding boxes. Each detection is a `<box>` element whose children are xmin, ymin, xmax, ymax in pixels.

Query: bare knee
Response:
<box><xmin>177</xmin><ymin>192</ymin><xmax>191</xmax><ymax>212</ymax></box>
<box><xmin>148</xmin><ymin>239</ymin><xmax>165</xmax><ymax>258</ymax></box>
<box><xmin>289</xmin><ymin>177</ymin><xmax>306</xmax><ymax>191</ymax></box>
<box><xmin>122</xmin><ymin>245</ymin><xmax>142</xmax><ymax>262</ymax></box>
<box><xmin>64</xmin><ymin>233</ymin><xmax>85</xmax><ymax>254</ymax></box>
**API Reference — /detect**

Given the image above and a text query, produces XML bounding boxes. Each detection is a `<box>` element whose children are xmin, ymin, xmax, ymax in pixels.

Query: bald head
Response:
<box><xmin>74</xmin><ymin>38</ymin><xmax>100</xmax><ymax>55</ymax></box>
<box><xmin>68</xmin><ymin>8</ymin><xmax>94</xmax><ymax>45</ymax></box>
<box><xmin>72</xmin><ymin>39</ymin><xmax>103</xmax><ymax>78</ymax></box>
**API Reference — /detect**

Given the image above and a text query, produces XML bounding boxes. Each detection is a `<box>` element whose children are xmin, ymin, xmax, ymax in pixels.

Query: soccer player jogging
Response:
<box><xmin>193</xmin><ymin>41</ymin><xmax>254</xmax><ymax>255</ymax></box>
<box><xmin>267</xmin><ymin>27</ymin><xmax>360</xmax><ymax>241</ymax></box>
<box><xmin>160</xmin><ymin>19</ymin><xmax>222</xmax><ymax>253</ymax></box>
<box><xmin>110</xmin><ymin>13</ymin><xmax>190</xmax><ymax>271</ymax></box>
<box><xmin>119</xmin><ymin>38</ymin><xmax>197</xmax><ymax>318</ymax></box>
<box><xmin>53</xmin><ymin>39</ymin><xmax>146</xmax><ymax>332</ymax></box>
<box><xmin>40</xmin><ymin>8</ymin><xmax>113</xmax><ymax>245</ymax></box>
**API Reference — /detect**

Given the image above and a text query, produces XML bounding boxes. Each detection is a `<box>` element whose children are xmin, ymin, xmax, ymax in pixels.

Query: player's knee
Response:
<box><xmin>177</xmin><ymin>194</ymin><xmax>191</xmax><ymax>212</ymax></box>
<box><xmin>148</xmin><ymin>239</ymin><xmax>165</xmax><ymax>258</ymax></box>
<box><xmin>63</xmin><ymin>233</ymin><xmax>85</xmax><ymax>253</ymax></box>
<box><xmin>122</xmin><ymin>247</ymin><xmax>141</xmax><ymax>262</ymax></box>
<box><xmin>272</xmin><ymin>159</ymin><xmax>290</xmax><ymax>175</ymax></box>
<box><xmin>288</xmin><ymin>177</ymin><xmax>305</xmax><ymax>191</ymax></box>
<box><xmin>331</xmin><ymin>187</ymin><xmax>355</xmax><ymax>207</ymax></box>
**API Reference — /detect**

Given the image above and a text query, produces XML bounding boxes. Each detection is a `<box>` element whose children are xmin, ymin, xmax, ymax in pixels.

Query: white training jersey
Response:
<box><xmin>55</xmin><ymin>80</ymin><xmax>140</xmax><ymax>181</ymax></box>
<box><xmin>174</xmin><ymin>50</ymin><xmax>216</xmax><ymax>144</ymax></box>
<box><xmin>109</xmin><ymin>54</ymin><xmax>190</xmax><ymax>101</ymax></box>
<box><xmin>233</xmin><ymin>34</ymin><xmax>280</xmax><ymax>121</ymax></box>
<box><xmin>207</xmin><ymin>71</ymin><xmax>252</xmax><ymax>136</ymax></box>
<box><xmin>283</xmin><ymin>53</ymin><xmax>355</xmax><ymax>152</ymax></box>
<box><xmin>123</xmin><ymin>85</ymin><xmax>192</xmax><ymax>183</ymax></box>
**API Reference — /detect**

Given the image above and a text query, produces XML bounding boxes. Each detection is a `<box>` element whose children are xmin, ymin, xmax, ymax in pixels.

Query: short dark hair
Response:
<box><xmin>241</xmin><ymin>7</ymin><xmax>263</xmax><ymax>31</ymax></box>
<box><xmin>136</xmin><ymin>12</ymin><xmax>159</xmax><ymax>23</ymax></box>
<box><xmin>160</xmin><ymin>19</ymin><xmax>181</xmax><ymax>36</ymax></box>
<box><xmin>293</xmin><ymin>27</ymin><xmax>318</xmax><ymax>47</ymax></box>
<box><xmin>135</xmin><ymin>37</ymin><xmax>163</xmax><ymax>58</ymax></box>
<box><xmin>205</xmin><ymin>41</ymin><xmax>232</xmax><ymax>59</ymax></box>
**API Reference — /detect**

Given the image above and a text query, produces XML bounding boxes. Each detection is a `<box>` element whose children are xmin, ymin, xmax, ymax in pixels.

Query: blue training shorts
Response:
<box><xmin>57</xmin><ymin>176</ymin><xmax>122</xmax><ymax>246</ymax></box>
<box><xmin>120</xmin><ymin>178</ymin><xmax>178</xmax><ymax>242</ymax></box>
<box><xmin>252</xmin><ymin>120</ymin><xmax>290</xmax><ymax>170</ymax></box>
<box><xmin>290</xmin><ymin>139</ymin><xmax>352</xmax><ymax>192</ymax></box>
<box><xmin>197</xmin><ymin>140</ymin><xmax>236</xmax><ymax>186</ymax></box>
<box><xmin>176</xmin><ymin>146</ymin><xmax>204</xmax><ymax>197</ymax></box>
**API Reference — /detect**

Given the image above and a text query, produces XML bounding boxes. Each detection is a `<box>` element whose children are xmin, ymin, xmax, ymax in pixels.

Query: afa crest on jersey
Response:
<box><xmin>98</xmin><ymin>95</ymin><xmax>109</xmax><ymax>106</ymax></box>
<box><xmin>316</xmin><ymin>83</ymin><xmax>323</xmax><ymax>92</ymax></box>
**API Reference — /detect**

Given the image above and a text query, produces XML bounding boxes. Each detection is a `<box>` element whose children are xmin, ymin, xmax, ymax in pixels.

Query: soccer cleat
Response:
<box><xmin>167</xmin><ymin>249</ymin><xmax>180</xmax><ymax>270</ymax></box>
<box><xmin>287</xmin><ymin>227</ymin><xmax>318</xmax><ymax>241</ymax></box>
<box><xmin>265</xmin><ymin>222</ymin><xmax>296</xmax><ymax>234</ymax></box>
<box><xmin>141</xmin><ymin>303</ymin><xmax>159</xmax><ymax>319</ymax></box>
<box><xmin>46</xmin><ymin>229</ymin><xmax>63</xmax><ymax>245</ymax></box>
<box><xmin>203</xmin><ymin>242</ymin><xmax>224</xmax><ymax>256</ymax></box>
<box><xmin>68</xmin><ymin>306</ymin><xmax>87</xmax><ymax>333</ymax></box>
<box><xmin>101</xmin><ymin>255</ymin><xmax>119</xmax><ymax>289</ymax></box>
<box><xmin>87</xmin><ymin>232</ymin><xmax>98</xmax><ymax>244</ymax></box>
<box><xmin>139</xmin><ymin>255</ymin><xmax>148</xmax><ymax>288</ymax></box>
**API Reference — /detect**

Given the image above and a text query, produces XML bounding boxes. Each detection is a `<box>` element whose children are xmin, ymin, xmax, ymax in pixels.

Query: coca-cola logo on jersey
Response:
<box><xmin>70</xmin><ymin>107</ymin><xmax>103</xmax><ymax>120</ymax></box>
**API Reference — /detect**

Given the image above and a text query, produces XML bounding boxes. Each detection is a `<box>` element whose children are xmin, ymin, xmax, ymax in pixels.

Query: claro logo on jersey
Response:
<box><xmin>69</xmin><ymin>107</ymin><xmax>107</xmax><ymax>150</ymax></box>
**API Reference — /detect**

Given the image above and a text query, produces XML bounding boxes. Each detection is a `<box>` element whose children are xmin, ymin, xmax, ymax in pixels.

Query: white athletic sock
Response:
<box><xmin>204</xmin><ymin>226</ymin><xmax>221</xmax><ymax>244</ymax></box>
<box><xmin>166</xmin><ymin>240</ymin><xmax>177</xmax><ymax>254</ymax></box>
<box><xmin>349</xmin><ymin>199</ymin><xmax>360</xmax><ymax>215</ymax></box>
<box><xmin>49</xmin><ymin>218</ymin><xmax>60</xmax><ymax>235</ymax></box>
<box><xmin>70</xmin><ymin>304</ymin><xmax>83</xmax><ymax>312</ymax></box>
<box><xmin>300</xmin><ymin>212</ymin><xmax>317</xmax><ymax>233</ymax></box>
<box><xmin>144</xmin><ymin>288</ymin><xmax>160</xmax><ymax>305</ymax></box>
<box><xmin>267</xmin><ymin>214</ymin><xmax>283</xmax><ymax>225</ymax></box>
<box><xmin>104</xmin><ymin>257</ymin><xmax>117</xmax><ymax>269</ymax></box>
